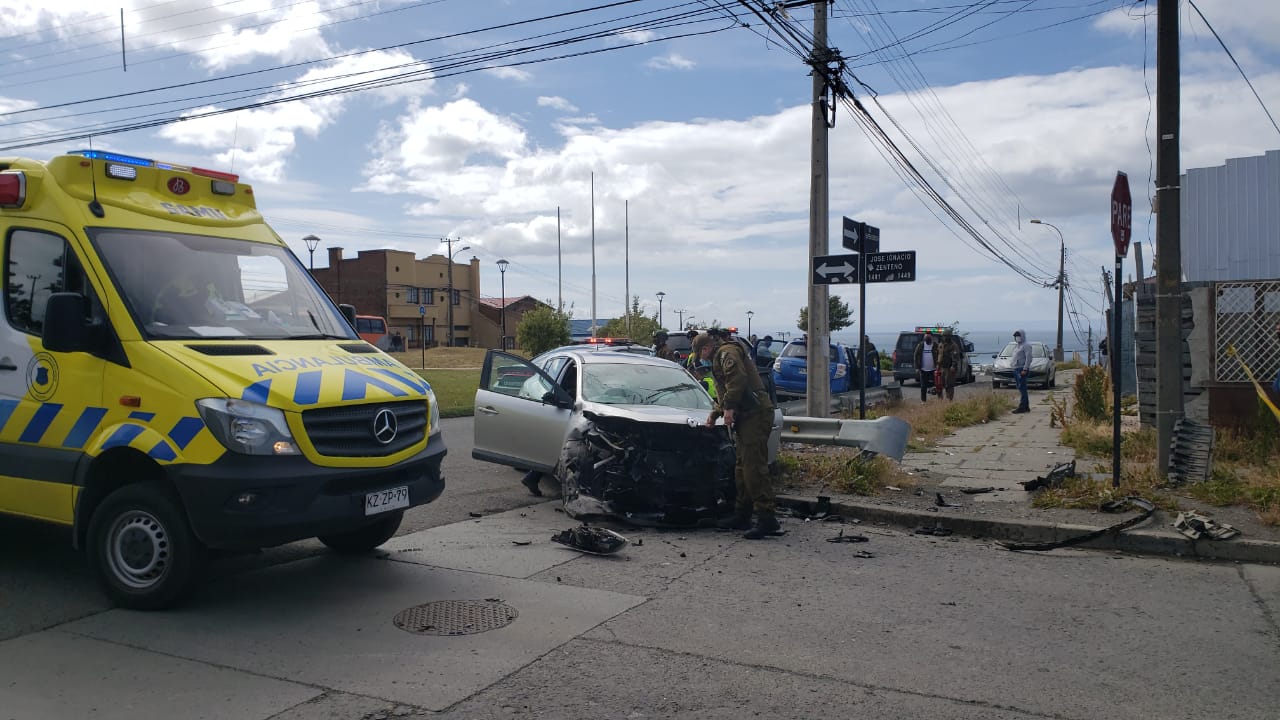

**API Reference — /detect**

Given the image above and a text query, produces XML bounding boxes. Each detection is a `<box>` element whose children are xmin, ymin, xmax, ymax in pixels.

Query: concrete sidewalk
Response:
<box><xmin>779</xmin><ymin>385</ymin><xmax>1280</xmax><ymax>565</ymax></box>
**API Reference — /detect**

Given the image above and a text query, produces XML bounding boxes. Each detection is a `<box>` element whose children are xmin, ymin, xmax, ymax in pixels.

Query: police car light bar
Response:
<box><xmin>72</xmin><ymin>150</ymin><xmax>154</xmax><ymax>167</ymax></box>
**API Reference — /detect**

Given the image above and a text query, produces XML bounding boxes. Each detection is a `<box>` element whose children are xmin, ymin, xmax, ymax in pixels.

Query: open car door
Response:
<box><xmin>472</xmin><ymin>350</ymin><xmax>574</xmax><ymax>473</ymax></box>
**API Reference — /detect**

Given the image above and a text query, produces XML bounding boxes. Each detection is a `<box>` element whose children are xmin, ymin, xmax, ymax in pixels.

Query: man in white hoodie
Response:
<box><xmin>1011</xmin><ymin>329</ymin><xmax>1033</xmax><ymax>413</ymax></box>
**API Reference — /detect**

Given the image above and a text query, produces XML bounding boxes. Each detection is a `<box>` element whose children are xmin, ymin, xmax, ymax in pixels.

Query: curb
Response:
<box><xmin>777</xmin><ymin>495</ymin><xmax>1280</xmax><ymax>565</ymax></box>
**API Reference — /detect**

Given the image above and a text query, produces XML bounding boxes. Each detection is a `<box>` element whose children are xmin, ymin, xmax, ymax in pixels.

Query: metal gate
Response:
<box><xmin>1214</xmin><ymin>280</ymin><xmax>1280</xmax><ymax>383</ymax></box>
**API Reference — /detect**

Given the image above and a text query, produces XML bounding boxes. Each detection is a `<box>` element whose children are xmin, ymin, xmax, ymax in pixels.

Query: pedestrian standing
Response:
<box><xmin>695</xmin><ymin>332</ymin><xmax>778</xmax><ymax>540</ymax></box>
<box><xmin>1011</xmin><ymin>329</ymin><xmax>1033</xmax><ymax>413</ymax></box>
<box><xmin>654</xmin><ymin>331</ymin><xmax>675</xmax><ymax>361</ymax></box>
<box><xmin>913</xmin><ymin>331</ymin><xmax>938</xmax><ymax>402</ymax></box>
<box><xmin>939</xmin><ymin>330</ymin><xmax>960</xmax><ymax>401</ymax></box>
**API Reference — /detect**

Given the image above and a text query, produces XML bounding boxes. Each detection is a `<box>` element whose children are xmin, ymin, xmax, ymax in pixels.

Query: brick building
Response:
<box><xmin>474</xmin><ymin>296</ymin><xmax>552</xmax><ymax>350</ymax></box>
<box><xmin>311</xmin><ymin>247</ymin><xmax>481</xmax><ymax>348</ymax></box>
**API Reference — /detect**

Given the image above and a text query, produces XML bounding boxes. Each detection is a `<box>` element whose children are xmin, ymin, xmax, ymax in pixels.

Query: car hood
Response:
<box><xmin>581</xmin><ymin>401</ymin><xmax>710</xmax><ymax>426</ymax></box>
<box><xmin>993</xmin><ymin>355</ymin><xmax>1051</xmax><ymax>371</ymax></box>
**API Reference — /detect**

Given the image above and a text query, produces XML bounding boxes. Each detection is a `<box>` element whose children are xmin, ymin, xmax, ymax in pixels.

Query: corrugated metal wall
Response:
<box><xmin>1181</xmin><ymin>149</ymin><xmax>1280</xmax><ymax>282</ymax></box>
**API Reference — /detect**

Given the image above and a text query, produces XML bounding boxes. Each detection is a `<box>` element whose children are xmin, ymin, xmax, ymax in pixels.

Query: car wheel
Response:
<box><xmin>319</xmin><ymin>511</ymin><xmax>404</xmax><ymax>553</ymax></box>
<box><xmin>87</xmin><ymin>481</ymin><xmax>205</xmax><ymax>610</ymax></box>
<box><xmin>992</xmin><ymin>380</ymin><xmax>1000</xmax><ymax>389</ymax></box>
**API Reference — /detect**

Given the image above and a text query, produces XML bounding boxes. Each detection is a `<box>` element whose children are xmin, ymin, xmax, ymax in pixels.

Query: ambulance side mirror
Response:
<box><xmin>43</xmin><ymin>293</ymin><xmax>96</xmax><ymax>353</ymax></box>
<box><xmin>338</xmin><ymin>303</ymin><xmax>357</xmax><ymax>328</ymax></box>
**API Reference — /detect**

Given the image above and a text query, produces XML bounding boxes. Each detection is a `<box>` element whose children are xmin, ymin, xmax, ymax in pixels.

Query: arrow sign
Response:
<box><xmin>841</xmin><ymin>217</ymin><xmax>880</xmax><ymax>253</ymax></box>
<box><xmin>812</xmin><ymin>253</ymin><xmax>860</xmax><ymax>285</ymax></box>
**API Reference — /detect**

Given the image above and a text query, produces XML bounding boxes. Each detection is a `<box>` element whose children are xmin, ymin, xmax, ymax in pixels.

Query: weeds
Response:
<box><xmin>1072</xmin><ymin>365</ymin><xmax>1110</xmax><ymax>422</ymax></box>
<box><xmin>776</xmin><ymin>448</ymin><xmax>907</xmax><ymax>496</ymax></box>
<box><xmin>856</xmin><ymin>391</ymin><xmax>1012</xmax><ymax>450</ymax></box>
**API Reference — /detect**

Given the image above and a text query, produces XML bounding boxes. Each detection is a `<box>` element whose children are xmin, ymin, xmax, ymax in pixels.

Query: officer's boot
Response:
<box><xmin>716</xmin><ymin>509</ymin><xmax>752</xmax><ymax>530</ymax></box>
<box><xmin>742</xmin><ymin>512</ymin><xmax>780</xmax><ymax>540</ymax></box>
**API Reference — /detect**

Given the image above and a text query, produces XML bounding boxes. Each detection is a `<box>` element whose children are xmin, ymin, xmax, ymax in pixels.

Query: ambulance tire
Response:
<box><xmin>318</xmin><ymin>511</ymin><xmax>403</xmax><ymax>553</ymax></box>
<box><xmin>88</xmin><ymin>482</ymin><xmax>205</xmax><ymax>611</ymax></box>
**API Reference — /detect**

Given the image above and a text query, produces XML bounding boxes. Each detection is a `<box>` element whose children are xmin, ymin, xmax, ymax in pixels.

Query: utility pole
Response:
<box><xmin>676</xmin><ymin>308</ymin><xmax>686</xmax><ymax>331</ymax></box>
<box><xmin>805</xmin><ymin>0</ymin><xmax>832</xmax><ymax>418</ymax></box>
<box><xmin>441</xmin><ymin>238</ymin><xmax>469</xmax><ymax>347</ymax></box>
<box><xmin>1155</xmin><ymin>0</ymin><xmax>1183</xmax><ymax>474</ymax></box>
<box><xmin>1087</xmin><ymin>325</ymin><xmax>1093</xmax><ymax>366</ymax></box>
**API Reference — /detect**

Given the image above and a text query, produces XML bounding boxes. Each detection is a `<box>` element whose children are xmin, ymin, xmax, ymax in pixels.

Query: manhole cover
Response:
<box><xmin>393</xmin><ymin>599</ymin><xmax>518</xmax><ymax>636</ymax></box>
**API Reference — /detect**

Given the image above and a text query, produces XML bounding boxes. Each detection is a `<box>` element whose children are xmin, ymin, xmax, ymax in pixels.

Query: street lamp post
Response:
<box><xmin>302</xmin><ymin>234</ymin><xmax>321</xmax><ymax>270</ymax></box>
<box><xmin>747</xmin><ymin>310</ymin><xmax>753</xmax><ymax>338</ymax></box>
<box><xmin>497</xmin><ymin>259</ymin><xmax>509</xmax><ymax>350</ymax></box>
<box><xmin>656</xmin><ymin>291</ymin><xmax>666</xmax><ymax>329</ymax></box>
<box><xmin>1030</xmin><ymin>219</ymin><xmax>1066</xmax><ymax>362</ymax></box>
<box><xmin>441</xmin><ymin>239</ymin><xmax>470</xmax><ymax>347</ymax></box>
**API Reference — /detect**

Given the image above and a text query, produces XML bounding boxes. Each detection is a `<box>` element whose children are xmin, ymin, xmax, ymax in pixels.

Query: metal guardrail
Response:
<box><xmin>779</xmin><ymin>415</ymin><xmax>910</xmax><ymax>460</ymax></box>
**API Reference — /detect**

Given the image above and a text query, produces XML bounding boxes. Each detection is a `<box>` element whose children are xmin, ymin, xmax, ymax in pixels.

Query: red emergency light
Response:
<box><xmin>0</xmin><ymin>171</ymin><xmax>26</xmax><ymax>208</ymax></box>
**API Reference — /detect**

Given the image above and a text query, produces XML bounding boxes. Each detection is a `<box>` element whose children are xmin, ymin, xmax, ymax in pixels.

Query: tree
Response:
<box><xmin>796</xmin><ymin>295</ymin><xmax>853</xmax><ymax>333</ymax></box>
<box><xmin>516</xmin><ymin>301</ymin><xmax>572</xmax><ymax>356</ymax></box>
<box><xmin>599</xmin><ymin>296</ymin><xmax>662</xmax><ymax>341</ymax></box>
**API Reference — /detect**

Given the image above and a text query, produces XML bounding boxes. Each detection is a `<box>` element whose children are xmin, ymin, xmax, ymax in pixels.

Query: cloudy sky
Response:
<box><xmin>2</xmin><ymin>0</ymin><xmax>1278</xmax><ymax>345</ymax></box>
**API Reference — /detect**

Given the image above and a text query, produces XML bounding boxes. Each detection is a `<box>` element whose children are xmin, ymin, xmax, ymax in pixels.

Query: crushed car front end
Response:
<box><xmin>558</xmin><ymin>408</ymin><xmax>736</xmax><ymax>527</ymax></box>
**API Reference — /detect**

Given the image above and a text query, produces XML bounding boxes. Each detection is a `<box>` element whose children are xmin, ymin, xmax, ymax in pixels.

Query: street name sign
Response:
<box><xmin>812</xmin><ymin>253</ymin><xmax>859</xmax><ymax>285</ymax></box>
<box><xmin>841</xmin><ymin>217</ymin><xmax>881</xmax><ymax>254</ymax></box>
<box><xmin>864</xmin><ymin>251</ymin><xmax>916</xmax><ymax>283</ymax></box>
<box><xmin>1111</xmin><ymin>171</ymin><xmax>1132</xmax><ymax>258</ymax></box>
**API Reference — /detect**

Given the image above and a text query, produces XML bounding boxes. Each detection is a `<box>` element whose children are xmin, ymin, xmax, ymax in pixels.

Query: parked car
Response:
<box><xmin>665</xmin><ymin>332</ymin><xmax>694</xmax><ymax>363</ymax></box>
<box><xmin>891</xmin><ymin>328</ymin><xmax>975</xmax><ymax>385</ymax></box>
<box><xmin>845</xmin><ymin>345</ymin><xmax>881</xmax><ymax>388</ymax></box>
<box><xmin>473</xmin><ymin>348</ymin><xmax>783</xmax><ymax>526</ymax></box>
<box><xmin>991</xmin><ymin>341</ymin><xmax>1056</xmax><ymax>389</ymax></box>
<box><xmin>771</xmin><ymin>339</ymin><xmax>852</xmax><ymax>396</ymax></box>
<box><xmin>753</xmin><ymin>338</ymin><xmax>788</xmax><ymax>370</ymax></box>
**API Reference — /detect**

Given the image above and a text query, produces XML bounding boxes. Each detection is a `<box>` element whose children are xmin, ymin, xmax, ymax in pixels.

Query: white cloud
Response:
<box><xmin>158</xmin><ymin>50</ymin><xmax>427</xmax><ymax>182</ymax></box>
<box><xmin>537</xmin><ymin>95</ymin><xmax>578</xmax><ymax>112</ymax></box>
<box><xmin>484</xmin><ymin>66</ymin><xmax>532</xmax><ymax>82</ymax></box>
<box><xmin>646</xmin><ymin>53</ymin><xmax>695</xmax><ymax>71</ymax></box>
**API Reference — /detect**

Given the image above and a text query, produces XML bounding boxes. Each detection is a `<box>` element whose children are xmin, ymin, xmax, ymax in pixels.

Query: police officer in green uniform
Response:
<box><xmin>694</xmin><ymin>330</ymin><xmax>778</xmax><ymax>539</ymax></box>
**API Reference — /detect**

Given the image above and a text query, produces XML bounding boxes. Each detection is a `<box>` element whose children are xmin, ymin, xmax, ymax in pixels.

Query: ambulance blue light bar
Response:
<box><xmin>72</xmin><ymin>150</ymin><xmax>155</xmax><ymax>167</ymax></box>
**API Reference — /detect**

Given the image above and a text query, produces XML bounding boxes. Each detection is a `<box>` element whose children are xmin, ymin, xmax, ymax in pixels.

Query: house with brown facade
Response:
<box><xmin>308</xmin><ymin>247</ymin><xmax>550</xmax><ymax>349</ymax></box>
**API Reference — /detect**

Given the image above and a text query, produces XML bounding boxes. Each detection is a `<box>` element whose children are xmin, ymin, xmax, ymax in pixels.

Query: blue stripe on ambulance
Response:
<box><xmin>0</xmin><ymin>399</ymin><xmax>16</xmax><ymax>432</ymax></box>
<box><xmin>63</xmin><ymin>407</ymin><xmax>109</xmax><ymax>449</ymax></box>
<box><xmin>242</xmin><ymin>380</ymin><xmax>271</xmax><ymax>403</ymax></box>
<box><xmin>293</xmin><ymin>370</ymin><xmax>322</xmax><ymax>405</ymax></box>
<box><xmin>341</xmin><ymin>369</ymin><xmax>409</xmax><ymax>401</ymax></box>
<box><xmin>102</xmin><ymin>424</ymin><xmax>146</xmax><ymax>449</ymax></box>
<box><xmin>148</xmin><ymin>440</ymin><xmax>178</xmax><ymax>461</ymax></box>
<box><xmin>19</xmin><ymin>403</ymin><xmax>63</xmax><ymax>443</ymax></box>
<box><xmin>371</xmin><ymin>368</ymin><xmax>431</xmax><ymax>395</ymax></box>
<box><xmin>168</xmin><ymin>417</ymin><xmax>204</xmax><ymax>449</ymax></box>
<box><xmin>129</xmin><ymin>411</ymin><xmax>156</xmax><ymax>422</ymax></box>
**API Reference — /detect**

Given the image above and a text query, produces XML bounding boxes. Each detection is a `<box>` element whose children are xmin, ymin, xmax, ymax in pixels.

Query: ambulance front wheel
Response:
<box><xmin>88</xmin><ymin>482</ymin><xmax>205</xmax><ymax>610</ymax></box>
<box><xmin>318</xmin><ymin>510</ymin><xmax>403</xmax><ymax>552</ymax></box>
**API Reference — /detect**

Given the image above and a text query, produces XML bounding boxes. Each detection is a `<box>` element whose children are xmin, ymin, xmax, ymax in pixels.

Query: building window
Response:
<box><xmin>406</xmin><ymin>287</ymin><xmax>418</xmax><ymax>303</ymax></box>
<box><xmin>452</xmin><ymin>289</ymin><xmax>460</xmax><ymax>305</ymax></box>
<box><xmin>422</xmin><ymin>288</ymin><xmax>433</xmax><ymax>305</ymax></box>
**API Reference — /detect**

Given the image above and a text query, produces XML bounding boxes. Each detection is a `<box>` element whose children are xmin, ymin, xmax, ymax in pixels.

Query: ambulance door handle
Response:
<box><xmin>477</xmin><ymin>406</ymin><xmax>499</xmax><ymax>415</ymax></box>
<box><xmin>0</xmin><ymin>356</ymin><xmax>17</xmax><ymax>371</ymax></box>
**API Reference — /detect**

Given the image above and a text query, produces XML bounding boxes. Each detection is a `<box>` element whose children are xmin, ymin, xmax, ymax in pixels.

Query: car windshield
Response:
<box><xmin>755</xmin><ymin>340</ymin><xmax>786</xmax><ymax>359</ymax></box>
<box><xmin>581</xmin><ymin>362</ymin><xmax>712</xmax><ymax>410</ymax></box>
<box><xmin>896</xmin><ymin>334</ymin><xmax>920</xmax><ymax>352</ymax></box>
<box><xmin>91</xmin><ymin>229</ymin><xmax>355</xmax><ymax>341</ymax></box>
<box><xmin>998</xmin><ymin>342</ymin><xmax>1017</xmax><ymax>358</ymax></box>
<box><xmin>780</xmin><ymin>343</ymin><xmax>839</xmax><ymax>361</ymax></box>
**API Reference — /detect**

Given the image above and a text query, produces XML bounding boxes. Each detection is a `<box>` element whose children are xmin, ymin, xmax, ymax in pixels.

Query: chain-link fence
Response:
<box><xmin>1214</xmin><ymin>280</ymin><xmax>1280</xmax><ymax>383</ymax></box>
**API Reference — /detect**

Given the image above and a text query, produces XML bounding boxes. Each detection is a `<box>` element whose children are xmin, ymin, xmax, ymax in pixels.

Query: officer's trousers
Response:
<box><xmin>733</xmin><ymin>408</ymin><xmax>774</xmax><ymax>515</ymax></box>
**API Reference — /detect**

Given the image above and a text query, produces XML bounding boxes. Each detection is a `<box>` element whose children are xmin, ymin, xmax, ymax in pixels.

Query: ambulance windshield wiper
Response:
<box><xmin>286</xmin><ymin>333</ymin><xmax>348</xmax><ymax>340</ymax></box>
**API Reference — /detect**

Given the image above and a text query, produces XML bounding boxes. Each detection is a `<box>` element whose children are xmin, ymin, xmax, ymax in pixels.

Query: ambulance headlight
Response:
<box><xmin>197</xmin><ymin>399</ymin><xmax>298</xmax><ymax>455</ymax></box>
<box><xmin>426</xmin><ymin>387</ymin><xmax>441</xmax><ymax>436</ymax></box>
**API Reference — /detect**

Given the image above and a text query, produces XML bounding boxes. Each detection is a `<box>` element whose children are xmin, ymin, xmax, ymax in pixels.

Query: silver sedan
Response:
<box><xmin>472</xmin><ymin>348</ymin><xmax>781</xmax><ymax>525</ymax></box>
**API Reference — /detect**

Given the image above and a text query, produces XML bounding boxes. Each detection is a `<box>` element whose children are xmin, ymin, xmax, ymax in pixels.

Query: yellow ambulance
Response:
<box><xmin>0</xmin><ymin>150</ymin><xmax>446</xmax><ymax>609</ymax></box>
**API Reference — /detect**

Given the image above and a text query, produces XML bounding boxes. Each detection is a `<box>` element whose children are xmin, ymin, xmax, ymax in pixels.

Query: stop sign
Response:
<box><xmin>1111</xmin><ymin>171</ymin><xmax>1132</xmax><ymax>257</ymax></box>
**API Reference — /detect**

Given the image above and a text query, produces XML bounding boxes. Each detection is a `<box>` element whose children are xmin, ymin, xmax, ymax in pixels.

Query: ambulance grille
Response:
<box><xmin>301</xmin><ymin>401</ymin><xmax>427</xmax><ymax>457</ymax></box>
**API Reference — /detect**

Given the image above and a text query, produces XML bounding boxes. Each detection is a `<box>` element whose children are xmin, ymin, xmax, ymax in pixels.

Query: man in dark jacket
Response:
<box><xmin>913</xmin><ymin>331</ymin><xmax>939</xmax><ymax>402</ymax></box>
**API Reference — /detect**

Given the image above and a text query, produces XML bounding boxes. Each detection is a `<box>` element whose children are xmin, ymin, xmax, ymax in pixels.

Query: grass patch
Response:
<box><xmin>388</xmin><ymin>347</ymin><xmax>492</xmax><ymax>369</ymax></box>
<box><xmin>859</xmin><ymin>391</ymin><xmax>1013</xmax><ymax>450</ymax></box>
<box><xmin>1030</xmin><ymin>470</ymin><xmax>1181</xmax><ymax>512</ymax></box>
<box><xmin>417</xmin><ymin>368</ymin><xmax>481</xmax><ymax>418</ymax></box>
<box><xmin>776</xmin><ymin>448</ymin><xmax>908</xmax><ymax>496</ymax></box>
<box><xmin>1055</xmin><ymin>359</ymin><xmax>1085</xmax><ymax>371</ymax></box>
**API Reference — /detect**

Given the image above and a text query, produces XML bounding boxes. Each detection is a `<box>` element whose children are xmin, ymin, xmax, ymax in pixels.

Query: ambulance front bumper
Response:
<box><xmin>171</xmin><ymin>431</ymin><xmax>446</xmax><ymax>549</ymax></box>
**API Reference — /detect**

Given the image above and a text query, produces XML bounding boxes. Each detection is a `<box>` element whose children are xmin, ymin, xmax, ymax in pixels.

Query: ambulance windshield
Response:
<box><xmin>91</xmin><ymin>229</ymin><xmax>358</xmax><ymax>341</ymax></box>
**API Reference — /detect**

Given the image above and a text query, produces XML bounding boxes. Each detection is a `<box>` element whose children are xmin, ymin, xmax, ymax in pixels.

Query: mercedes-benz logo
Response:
<box><xmin>372</xmin><ymin>408</ymin><xmax>398</xmax><ymax>445</ymax></box>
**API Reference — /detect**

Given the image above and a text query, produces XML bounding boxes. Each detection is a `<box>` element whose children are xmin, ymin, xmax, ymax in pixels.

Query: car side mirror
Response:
<box><xmin>43</xmin><ymin>293</ymin><xmax>101</xmax><ymax>354</ymax></box>
<box><xmin>542</xmin><ymin>389</ymin><xmax>573</xmax><ymax>409</ymax></box>
<box><xmin>991</xmin><ymin>354</ymin><xmax>997</xmax><ymax>359</ymax></box>
<box><xmin>338</xmin><ymin>303</ymin><xmax>357</xmax><ymax>327</ymax></box>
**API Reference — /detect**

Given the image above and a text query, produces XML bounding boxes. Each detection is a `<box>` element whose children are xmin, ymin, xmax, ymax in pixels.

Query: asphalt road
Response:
<box><xmin>4</xmin><ymin>412</ymin><xmax>1279</xmax><ymax>719</ymax></box>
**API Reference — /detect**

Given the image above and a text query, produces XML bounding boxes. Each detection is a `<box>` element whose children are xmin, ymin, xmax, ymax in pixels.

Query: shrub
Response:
<box><xmin>1072</xmin><ymin>365</ymin><xmax>1110</xmax><ymax>422</ymax></box>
